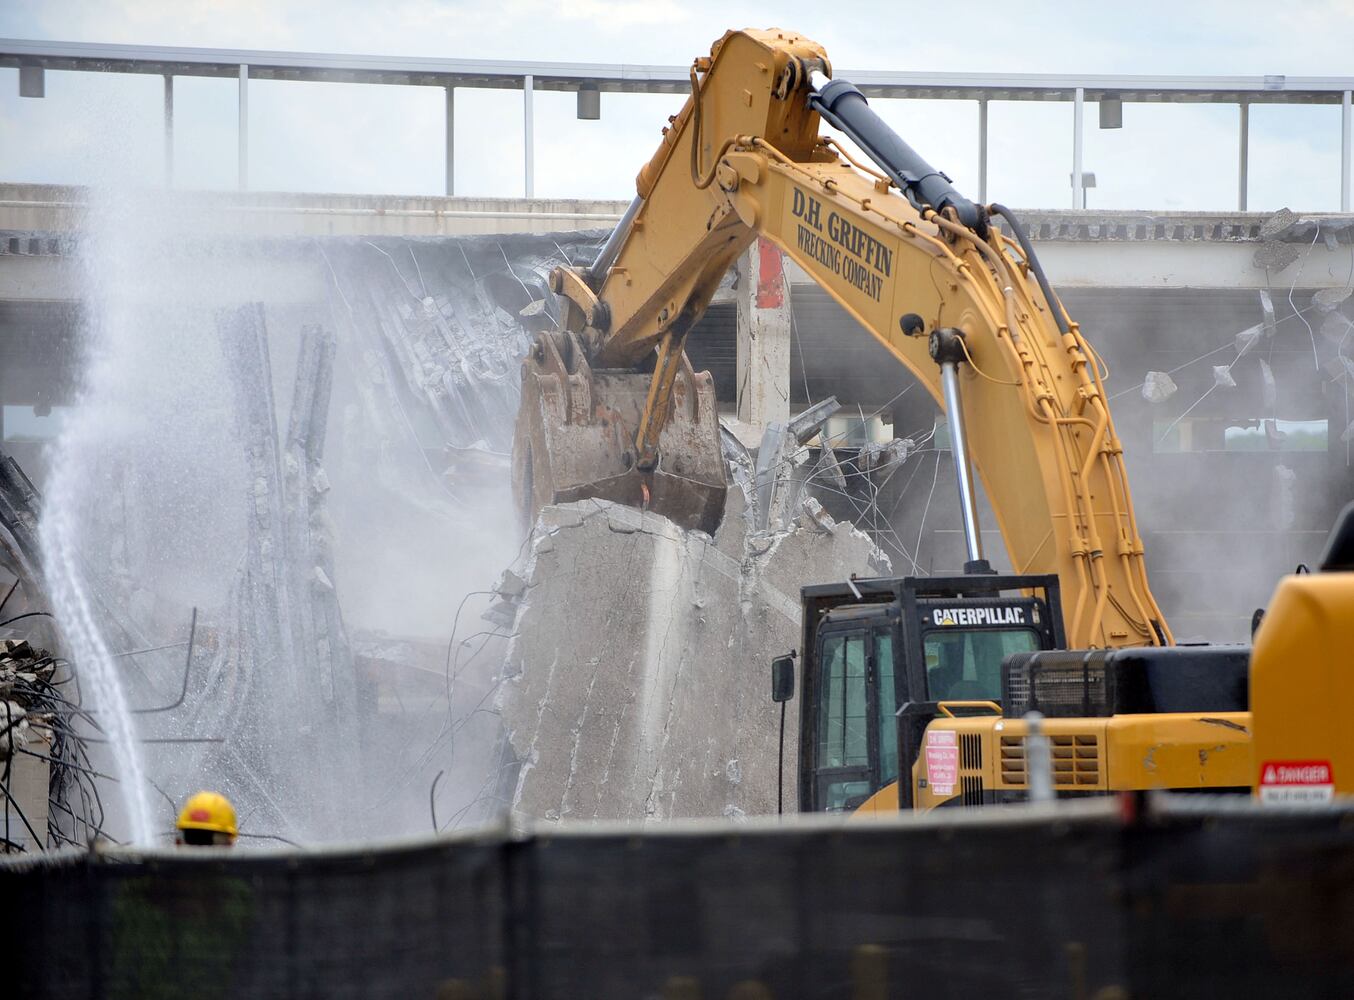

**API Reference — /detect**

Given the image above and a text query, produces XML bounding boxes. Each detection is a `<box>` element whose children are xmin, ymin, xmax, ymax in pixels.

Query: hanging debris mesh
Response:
<box><xmin>1212</xmin><ymin>365</ymin><xmax>1237</xmax><ymax>389</ymax></box>
<box><xmin>1324</xmin><ymin>354</ymin><xmax>1354</xmax><ymax>383</ymax></box>
<box><xmin>1259</xmin><ymin>288</ymin><xmax>1277</xmax><ymax>337</ymax></box>
<box><xmin>1258</xmin><ymin>357</ymin><xmax>1278</xmax><ymax>413</ymax></box>
<box><xmin>1314</xmin><ymin>286</ymin><xmax>1352</xmax><ymax>313</ymax></box>
<box><xmin>1142</xmin><ymin>371</ymin><xmax>1178</xmax><ymax>403</ymax></box>
<box><xmin>1320</xmin><ymin>311</ymin><xmax>1353</xmax><ymax>345</ymax></box>
<box><xmin>322</xmin><ymin>233</ymin><xmax>604</xmax><ymax>456</ymax></box>
<box><xmin>857</xmin><ymin>436</ymin><xmax>915</xmax><ymax>473</ymax></box>
<box><xmin>1234</xmin><ymin>324</ymin><xmax>1262</xmax><ymax>358</ymax></box>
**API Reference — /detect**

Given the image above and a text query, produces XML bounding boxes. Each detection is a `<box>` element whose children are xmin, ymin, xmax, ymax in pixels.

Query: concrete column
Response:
<box><xmin>445</xmin><ymin>85</ymin><xmax>455</xmax><ymax>196</ymax></box>
<box><xmin>1072</xmin><ymin>87</ymin><xmax>1084</xmax><ymax>209</ymax></box>
<box><xmin>523</xmin><ymin>74</ymin><xmax>535</xmax><ymax>198</ymax></box>
<box><xmin>163</xmin><ymin>74</ymin><xmax>174</xmax><ymax>187</ymax></box>
<box><xmin>735</xmin><ymin>238</ymin><xmax>792</xmax><ymax>429</ymax></box>
<box><xmin>1239</xmin><ymin>102</ymin><xmax>1249</xmax><ymax>211</ymax></box>
<box><xmin>1342</xmin><ymin>90</ymin><xmax>1351</xmax><ymax>213</ymax></box>
<box><xmin>238</xmin><ymin>64</ymin><xmax>249</xmax><ymax>190</ymax></box>
<box><xmin>977</xmin><ymin>98</ymin><xmax>988</xmax><ymax>205</ymax></box>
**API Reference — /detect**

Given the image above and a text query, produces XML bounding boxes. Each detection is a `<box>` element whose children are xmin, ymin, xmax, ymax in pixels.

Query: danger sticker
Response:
<box><xmin>1259</xmin><ymin>760</ymin><xmax>1334</xmax><ymax>805</ymax></box>
<box><xmin>925</xmin><ymin>730</ymin><xmax>959</xmax><ymax>797</ymax></box>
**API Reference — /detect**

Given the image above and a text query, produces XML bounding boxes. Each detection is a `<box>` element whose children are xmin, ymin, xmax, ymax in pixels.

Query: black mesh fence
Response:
<box><xmin>6</xmin><ymin>800</ymin><xmax>1354</xmax><ymax>999</ymax></box>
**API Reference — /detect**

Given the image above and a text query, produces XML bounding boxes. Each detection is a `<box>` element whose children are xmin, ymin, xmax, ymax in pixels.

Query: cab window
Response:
<box><xmin>815</xmin><ymin>628</ymin><xmax>899</xmax><ymax>811</ymax></box>
<box><xmin>818</xmin><ymin>632</ymin><xmax>868</xmax><ymax>769</ymax></box>
<box><xmin>875</xmin><ymin>631</ymin><xmax>898</xmax><ymax>784</ymax></box>
<box><xmin>923</xmin><ymin>628</ymin><xmax>1041</xmax><ymax>702</ymax></box>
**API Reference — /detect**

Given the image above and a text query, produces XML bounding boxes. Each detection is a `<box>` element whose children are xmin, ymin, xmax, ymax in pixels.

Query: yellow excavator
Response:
<box><xmin>512</xmin><ymin>28</ymin><xmax>1354</xmax><ymax>813</ymax></box>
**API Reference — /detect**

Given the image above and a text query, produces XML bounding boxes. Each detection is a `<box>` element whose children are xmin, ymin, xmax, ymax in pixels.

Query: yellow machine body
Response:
<box><xmin>1250</xmin><ymin>569</ymin><xmax>1354</xmax><ymax>802</ymax></box>
<box><xmin>514</xmin><ymin>27</ymin><xmax>1170</xmax><ymax>651</ymax></box>
<box><xmin>516</xmin><ymin>28</ymin><xmax>1354</xmax><ymax>816</ymax></box>
<box><xmin>854</xmin><ymin>712</ymin><xmax>1253</xmax><ymax>815</ymax></box>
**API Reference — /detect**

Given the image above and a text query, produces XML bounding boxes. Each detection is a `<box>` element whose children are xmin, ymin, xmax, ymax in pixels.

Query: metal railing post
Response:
<box><xmin>1072</xmin><ymin>87</ymin><xmax>1084</xmax><ymax>209</ymax></box>
<box><xmin>163</xmin><ymin>74</ymin><xmax>173</xmax><ymax>187</ymax></box>
<box><xmin>978</xmin><ymin>97</ymin><xmax>988</xmax><ymax>204</ymax></box>
<box><xmin>238</xmin><ymin>63</ymin><xmax>249</xmax><ymax>190</ymax></box>
<box><xmin>523</xmin><ymin>73</ymin><xmax>535</xmax><ymax>198</ymax></box>
<box><xmin>1342</xmin><ymin>90</ymin><xmax>1351</xmax><ymax>213</ymax></box>
<box><xmin>445</xmin><ymin>85</ymin><xmax>455</xmax><ymax>197</ymax></box>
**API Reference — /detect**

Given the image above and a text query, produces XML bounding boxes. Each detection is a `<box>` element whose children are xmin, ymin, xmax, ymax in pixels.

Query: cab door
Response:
<box><xmin>810</xmin><ymin>626</ymin><xmax>900</xmax><ymax>811</ymax></box>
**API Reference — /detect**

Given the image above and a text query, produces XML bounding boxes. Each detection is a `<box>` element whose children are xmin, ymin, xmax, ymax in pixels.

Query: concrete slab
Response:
<box><xmin>496</xmin><ymin>495</ymin><xmax>888</xmax><ymax>823</ymax></box>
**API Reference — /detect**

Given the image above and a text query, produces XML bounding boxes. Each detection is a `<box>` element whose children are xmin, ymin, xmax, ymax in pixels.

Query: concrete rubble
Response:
<box><xmin>493</xmin><ymin>472</ymin><xmax>889</xmax><ymax>823</ymax></box>
<box><xmin>1142</xmin><ymin>371</ymin><xmax>1178</xmax><ymax>403</ymax></box>
<box><xmin>1</xmin><ymin>227</ymin><xmax>914</xmax><ymax>841</ymax></box>
<box><xmin>0</xmin><ymin>232</ymin><xmax>617</xmax><ymax>846</ymax></box>
<box><xmin>321</xmin><ymin>236</ymin><xmax>896</xmax><ymax>825</ymax></box>
<box><xmin>0</xmin><ymin>638</ymin><xmax>58</xmax><ymax>851</ymax></box>
<box><xmin>749</xmin><ymin>396</ymin><xmax>841</xmax><ymax>533</ymax></box>
<box><xmin>0</xmin><ymin>455</ymin><xmax>152</xmax><ymax>661</ymax></box>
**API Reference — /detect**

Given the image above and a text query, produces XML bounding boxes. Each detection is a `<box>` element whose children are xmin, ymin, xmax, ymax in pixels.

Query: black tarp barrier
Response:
<box><xmin>5</xmin><ymin>799</ymin><xmax>1354</xmax><ymax>998</ymax></box>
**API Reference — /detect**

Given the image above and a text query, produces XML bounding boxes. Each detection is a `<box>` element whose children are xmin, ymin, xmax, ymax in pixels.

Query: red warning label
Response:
<box><xmin>1259</xmin><ymin>760</ymin><xmax>1334</xmax><ymax>804</ymax></box>
<box><xmin>925</xmin><ymin>730</ymin><xmax>958</xmax><ymax>797</ymax></box>
<box><xmin>755</xmin><ymin>238</ymin><xmax>786</xmax><ymax>309</ymax></box>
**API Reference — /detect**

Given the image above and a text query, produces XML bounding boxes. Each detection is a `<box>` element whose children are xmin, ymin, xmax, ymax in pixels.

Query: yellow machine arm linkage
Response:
<box><xmin>512</xmin><ymin>28</ymin><xmax>1171</xmax><ymax>650</ymax></box>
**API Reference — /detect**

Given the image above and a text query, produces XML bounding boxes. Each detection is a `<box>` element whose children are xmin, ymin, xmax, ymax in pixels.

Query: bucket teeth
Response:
<box><xmin>512</xmin><ymin>334</ymin><xmax>727</xmax><ymax>535</ymax></box>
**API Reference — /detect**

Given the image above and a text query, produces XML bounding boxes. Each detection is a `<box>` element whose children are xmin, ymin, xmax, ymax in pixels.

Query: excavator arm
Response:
<box><xmin>513</xmin><ymin>27</ymin><xmax>1171</xmax><ymax>649</ymax></box>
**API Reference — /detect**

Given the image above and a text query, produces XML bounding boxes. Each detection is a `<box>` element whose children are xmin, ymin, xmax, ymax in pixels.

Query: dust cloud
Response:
<box><xmin>36</xmin><ymin>178</ymin><xmax>598</xmax><ymax>844</ymax></box>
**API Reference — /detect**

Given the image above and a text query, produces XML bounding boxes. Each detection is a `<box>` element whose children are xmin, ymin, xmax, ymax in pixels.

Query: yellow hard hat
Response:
<box><xmin>176</xmin><ymin>790</ymin><xmax>238</xmax><ymax>838</ymax></box>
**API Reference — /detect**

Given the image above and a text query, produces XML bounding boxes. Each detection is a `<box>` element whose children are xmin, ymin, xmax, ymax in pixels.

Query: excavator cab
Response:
<box><xmin>789</xmin><ymin>575</ymin><xmax>1064</xmax><ymax>813</ymax></box>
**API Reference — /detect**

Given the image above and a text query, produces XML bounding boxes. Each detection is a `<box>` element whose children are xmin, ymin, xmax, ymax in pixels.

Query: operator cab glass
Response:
<box><xmin>918</xmin><ymin>599</ymin><xmax>1047</xmax><ymax>704</ymax></box>
<box><xmin>813</xmin><ymin>610</ymin><xmax>898</xmax><ymax>812</ymax></box>
<box><xmin>798</xmin><ymin>577</ymin><xmax>1064</xmax><ymax>814</ymax></box>
<box><xmin>923</xmin><ymin>628</ymin><xmax>1041</xmax><ymax>702</ymax></box>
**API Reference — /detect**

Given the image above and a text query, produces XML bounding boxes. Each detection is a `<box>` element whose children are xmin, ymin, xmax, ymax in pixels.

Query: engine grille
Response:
<box><xmin>1004</xmin><ymin>658</ymin><xmax>1110</xmax><ymax>718</ymax></box>
<box><xmin>961</xmin><ymin>775</ymin><xmax>985</xmax><ymax>806</ymax></box>
<box><xmin>960</xmin><ymin>733</ymin><xmax>982</xmax><ymax>770</ymax></box>
<box><xmin>999</xmin><ymin>733</ymin><xmax>1101</xmax><ymax>787</ymax></box>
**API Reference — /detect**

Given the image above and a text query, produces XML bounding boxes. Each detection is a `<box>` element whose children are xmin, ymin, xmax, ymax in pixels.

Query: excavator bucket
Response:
<box><xmin>513</xmin><ymin>330</ymin><xmax>728</xmax><ymax>536</ymax></box>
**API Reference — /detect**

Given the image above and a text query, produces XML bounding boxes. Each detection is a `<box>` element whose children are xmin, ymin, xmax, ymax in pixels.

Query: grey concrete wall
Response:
<box><xmin>495</xmin><ymin>496</ymin><xmax>886</xmax><ymax>822</ymax></box>
<box><xmin>0</xmin><ymin>184</ymin><xmax>629</xmax><ymax>237</ymax></box>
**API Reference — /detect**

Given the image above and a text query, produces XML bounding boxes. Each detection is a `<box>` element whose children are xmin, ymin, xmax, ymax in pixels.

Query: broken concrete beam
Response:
<box><xmin>750</xmin><ymin>397</ymin><xmax>842</xmax><ymax>534</ymax></box>
<box><xmin>497</xmin><ymin>495</ymin><xmax>886</xmax><ymax>823</ymax></box>
<box><xmin>217</xmin><ymin>302</ymin><xmax>290</xmax><ymax>677</ymax></box>
<box><xmin>0</xmin><ymin>455</ymin><xmax>43</xmax><ymax>584</ymax></box>
<box><xmin>735</xmin><ymin>239</ymin><xmax>793</xmax><ymax>429</ymax></box>
<box><xmin>207</xmin><ymin>306</ymin><xmax>365</xmax><ymax>839</ymax></box>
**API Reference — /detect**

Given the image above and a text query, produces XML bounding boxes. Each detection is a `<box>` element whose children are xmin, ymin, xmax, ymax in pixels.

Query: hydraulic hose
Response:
<box><xmin>808</xmin><ymin>73</ymin><xmax>986</xmax><ymax>236</ymax></box>
<box><xmin>587</xmin><ymin>194</ymin><xmax>642</xmax><ymax>288</ymax></box>
<box><xmin>988</xmin><ymin>203</ymin><xmax>1070</xmax><ymax>337</ymax></box>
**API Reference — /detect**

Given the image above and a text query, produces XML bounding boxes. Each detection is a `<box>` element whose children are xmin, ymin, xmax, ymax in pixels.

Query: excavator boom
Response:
<box><xmin>513</xmin><ymin>28</ymin><xmax>1170</xmax><ymax>650</ymax></box>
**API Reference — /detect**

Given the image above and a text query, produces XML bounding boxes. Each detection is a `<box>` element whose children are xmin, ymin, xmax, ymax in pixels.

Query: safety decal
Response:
<box><xmin>1259</xmin><ymin>760</ymin><xmax>1334</xmax><ymax>804</ymax></box>
<box><xmin>925</xmin><ymin>729</ymin><xmax>959</xmax><ymax>797</ymax></box>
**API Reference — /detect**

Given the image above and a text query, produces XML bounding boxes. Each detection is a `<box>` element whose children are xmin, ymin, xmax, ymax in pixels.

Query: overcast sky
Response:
<box><xmin>2</xmin><ymin>0</ymin><xmax>1352</xmax><ymax>211</ymax></box>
